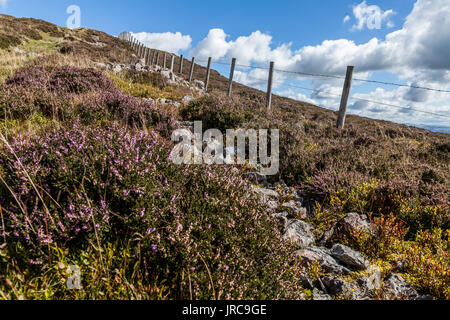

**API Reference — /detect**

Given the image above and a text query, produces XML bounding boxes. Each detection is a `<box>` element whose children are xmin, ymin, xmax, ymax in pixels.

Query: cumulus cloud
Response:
<box><xmin>350</xmin><ymin>1</ymin><xmax>395</xmax><ymax>31</ymax></box>
<box><xmin>343</xmin><ymin>15</ymin><xmax>351</xmax><ymax>23</ymax></box>
<box><xmin>185</xmin><ymin>0</ymin><xmax>450</xmax><ymax>128</ymax></box>
<box><xmin>132</xmin><ymin>31</ymin><xmax>191</xmax><ymax>54</ymax></box>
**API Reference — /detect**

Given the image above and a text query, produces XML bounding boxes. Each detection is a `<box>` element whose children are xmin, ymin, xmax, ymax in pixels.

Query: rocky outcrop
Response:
<box><xmin>330</xmin><ymin>244</ymin><xmax>369</xmax><ymax>270</ymax></box>
<box><xmin>383</xmin><ymin>273</ymin><xmax>418</xmax><ymax>300</ymax></box>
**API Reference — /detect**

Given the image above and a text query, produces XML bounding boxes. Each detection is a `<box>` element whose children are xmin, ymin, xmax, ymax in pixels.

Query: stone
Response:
<box><xmin>318</xmin><ymin>224</ymin><xmax>336</xmax><ymax>246</ymax></box>
<box><xmin>112</xmin><ymin>64</ymin><xmax>123</xmax><ymax>73</ymax></box>
<box><xmin>194</xmin><ymin>79</ymin><xmax>205</xmax><ymax>90</ymax></box>
<box><xmin>322</xmin><ymin>276</ymin><xmax>363</xmax><ymax>299</ymax></box>
<box><xmin>336</xmin><ymin>212</ymin><xmax>374</xmax><ymax>236</ymax></box>
<box><xmin>283</xmin><ymin>219</ymin><xmax>315</xmax><ymax>248</ymax></box>
<box><xmin>182</xmin><ymin>95</ymin><xmax>195</xmax><ymax>105</ymax></box>
<box><xmin>312</xmin><ymin>288</ymin><xmax>332</xmax><ymax>300</ymax></box>
<box><xmin>281</xmin><ymin>200</ymin><xmax>307</xmax><ymax>219</ymax></box>
<box><xmin>357</xmin><ymin>265</ymin><xmax>381</xmax><ymax>295</ymax></box>
<box><xmin>330</xmin><ymin>244</ymin><xmax>369</xmax><ymax>270</ymax></box>
<box><xmin>161</xmin><ymin>70</ymin><xmax>172</xmax><ymax>80</ymax></box>
<box><xmin>383</xmin><ymin>273</ymin><xmax>418</xmax><ymax>300</ymax></box>
<box><xmin>93</xmin><ymin>62</ymin><xmax>107</xmax><ymax>69</ymax></box>
<box><xmin>251</xmin><ymin>187</ymin><xmax>278</xmax><ymax>201</ymax></box>
<box><xmin>297</xmin><ymin>246</ymin><xmax>351</xmax><ymax>275</ymax></box>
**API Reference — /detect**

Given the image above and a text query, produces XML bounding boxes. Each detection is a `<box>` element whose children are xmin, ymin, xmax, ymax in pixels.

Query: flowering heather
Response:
<box><xmin>0</xmin><ymin>122</ymin><xmax>303</xmax><ymax>299</ymax></box>
<box><xmin>0</xmin><ymin>66</ymin><xmax>177</xmax><ymax>136</ymax></box>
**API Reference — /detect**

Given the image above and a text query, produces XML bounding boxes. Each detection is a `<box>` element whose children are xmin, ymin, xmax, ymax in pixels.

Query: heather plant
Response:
<box><xmin>179</xmin><ymin>95</ymin><xmax>257</xmax><ymax>132</ymax></box>
<box><xmin>0</xmin><ymin>66</ymin><xmax>177</xmax><ymax>137</ymax></box>
<box><xmin>0</xmin><ymin>122</ymin><xmax>304</xmax><ymax>299</ymax></box>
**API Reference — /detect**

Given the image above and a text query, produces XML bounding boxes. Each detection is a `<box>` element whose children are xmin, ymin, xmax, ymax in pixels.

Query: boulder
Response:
<box><xmin>193</xmin><ymin>79</ymin><xmax>205</xmax><ymax>90</ymax></box>
<box><xmin>182</xmin><ymin>95</ymin><xmax>195</xmax><ymax>105</ymax></box>
<box><xmin>330</xmin><ymin>244</ymin><xmax>369</xmax><ymax>270</ymax></box>
<box><xmin>322</xmin><ymin>276</ymin><xmax>363</xmax><ymax>299</ymax></box>
<box><xmin>161</xmin><ymin>70</ymin><xmax>172</xmax><ymax>80</ymax></box>
<box><xmin>283</xmin><ymin>219</ymin><xmax>315</xmax><ymax>248</ymax></box>
<box><xmin>112</xmin><ymin>64</ymin><xmax>123</xmax><ymax>73</ymax></box>
<box><xmin>357</xmin><ymin>265</ymin><xmax>382</xmax><ymax>295</ymax></box>
<box><xmin>336</xmin><ymin>212</ymin><xmax>374</xmax><ymax>236</ymax></box>
<box><xmin>383</xmin><ymin>273</ymin><xmax>418</xmax><ymax>300</ymax></box>
<box><xmin>297</xmin><ymin>246</ymin><xmax>351</xmax><ymax>275</ymax></box>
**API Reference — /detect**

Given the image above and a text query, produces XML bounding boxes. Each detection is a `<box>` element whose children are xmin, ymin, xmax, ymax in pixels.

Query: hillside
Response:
<box><xmin>0</xmin><ymin>14</ymin><xmax>448</xmax><ymax>300</ymax></box>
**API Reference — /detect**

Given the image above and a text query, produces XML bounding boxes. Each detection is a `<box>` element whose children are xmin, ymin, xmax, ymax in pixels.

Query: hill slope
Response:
<box><xmin>0</xmin><ymin>14</ymin><xmax>448</xmax><ymax>300</ymax></box>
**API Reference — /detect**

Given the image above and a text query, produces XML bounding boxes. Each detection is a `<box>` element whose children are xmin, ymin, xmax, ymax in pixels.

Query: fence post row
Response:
<box><xmin>122</xmin><ymin>33</ymin><xmax>356</xmax><ymax>120</ymax></box>
<box><xmin>266</xmin><ymin>61</ymin><xmax>275</xmax><ymax>109</ymax></box>
<box><xmin>205</xmin><ymin>57</ymin><xmax>212</xmax><ymax>92</ymax></box>
<box><xmin>336</xmin><ymin>66</ymin><xmax>354</xmax><ymax>129</ymax></box>
<box><xmin>188</xmin><ymin>57</ymin><xmax>195</xmax><ymax>82</ymax></box>
<box><xmin>179</xmin><ymin>55</ymin><xmax>184</xmax><ymax>74</ymax></box>
<box><xmin>228</xmin><ymin>58</ymin><xmax>236</xmax><ymax>97</ymax></box>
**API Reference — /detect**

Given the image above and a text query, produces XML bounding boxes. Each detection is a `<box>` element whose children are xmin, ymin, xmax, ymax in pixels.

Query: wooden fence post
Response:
<box><xmin>144</xmin><ymin>48</ymin><xmax>148</xmax><ymax>65</ymax></box>
<box><xmin>205</xmin><ymin>57</ymin><xmax>212</xmax><ymax>91</ymax></box>
<box><xmin>266</xmin><ymin>61</ymin><xmax>275</xmax><ymax>109</ymax></box>
<box><xmin>170</xmin><ymin>55</ymin><xmax>175</xmax><ymax>72</ymax></box>
<box><xmin>188</xmin><ymin>57</ymin><xmax>195</xmax><ymax>82</ymax></box>
<box><xmin>147</xmin><ymin>49</ymin><xmax>151</xmax><ymax>65</ymax></box>
<box><xmin>179</xmin><ymin>55</ymin><xmax>184</xmax><ymax>73</ymax></box>
<box><xmin>336</xmin><ymin>66</ymin><xmax>354</xmax><ymax>129</ymax></box>
<box><xmin>228</xmin><ymin>58</ymin><xmax>236</xmax><ymax>97</ymax></box>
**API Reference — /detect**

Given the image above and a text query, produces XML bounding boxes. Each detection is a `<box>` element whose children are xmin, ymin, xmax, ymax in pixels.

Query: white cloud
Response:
<box><xmin>350</xmin><ymin>1</ymin><xmax>395</xmax><ymax>31</ymax></box>
<box><xmin>343</xmin><ymin>15</ymin><xmax>351</xmax><ymax>23</ymax></box>
<box><xmin>185</xmin><ymin>0</ymin><xmax>450</xmax><ymax>129</ymax></box>
<box><xmin>132</xmin><ymin>31</ymin><xmax>191</xmax><ymax>54</ymax></box>
<box><xmin>0</xmin><ymin>0</ymin><xmax>8</xmax><ymax>8</ymax></box>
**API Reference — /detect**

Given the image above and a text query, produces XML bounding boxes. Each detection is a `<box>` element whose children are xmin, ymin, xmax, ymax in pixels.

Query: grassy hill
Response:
<box><xmin>0</xmin><ymin>14</ymin><xmax>448</xmax><ymax>300</ymax></box>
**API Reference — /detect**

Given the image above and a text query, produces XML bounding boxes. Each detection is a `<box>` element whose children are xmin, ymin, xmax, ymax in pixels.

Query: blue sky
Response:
<box><xmin>1</xmin><ymin>0</ymin><xmax>449</xmax><ymax>132</ymax></box>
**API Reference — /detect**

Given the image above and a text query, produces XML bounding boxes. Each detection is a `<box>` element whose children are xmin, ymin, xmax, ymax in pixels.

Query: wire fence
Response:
<box><xmin>118</xmin><ymin>32</ymin><xmax>450</xmax><ymax>130</ymax></box>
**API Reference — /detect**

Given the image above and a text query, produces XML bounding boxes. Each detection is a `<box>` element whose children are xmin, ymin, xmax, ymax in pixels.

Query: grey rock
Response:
<box><xmin>93</xmin><ymin>62</ymin><xmax>107</xmax><ymax>69</ymax></box>
<box><xmin>297</xmin><ymin>246</ymin><xmax>351</xmax><ymax>275</ymax></box>
<box><xmin>194</xmin><ymin>79</ymin><xmax>205</xmax><ymax>90</ymax></box>
<box><xmin>182</xmin><ymin>95</ymin><xmax>195</xmax><ymax>104</ymax></box>
<box><xmin>336</xmin><ymin>212</ymin><xmax>374</xmax><ymax>236</ymax></box>
<box><xmin>357</xmin><ymin>265</ymin><xmax>381</xmax><ymax>295</ymax></box>
<box><xmin>282</xmin><ymin>200</ymin><xmax>307</xmax><ymax>219</ymax></box>
<box><xmin>383</xmin><ymin>273</ymin><xmax>418</xmax><ymax>300</ymax></box>
<box><xmin>318</xmin><ymin>224</ymin><xmax>336</xmax><ymax>246</ymax></box>
<box><xmin>322</xmin><ymin>276</ymin><xmax>363</xmax><ymax>299</ymax></box>
<box><xmin>330</xmin><ymin>244</ymin><xmax>369</xmax><ymax>270</ymax></box>
<box><xmin>161</xmin><ymin>70</ymin><xmax>172</xmax><ymax>79</ymax></box>
<box><xmin>312</xmin><ymin>288</ymin><xmax>332</xmax><ymax>300</ymax></box>
<box><xmin>251</xmin><ymin>187</ymin><xmax>279</xmax><ymax>203</ymax></box>
<box><xmin>112</xmin><ymin>64</ymin><xmax>123</xmax><ymax>73</ymax></box>
<box><xmin>283</xmin><ymin>219</ymin><xmax>315</xmax><ymax>248</ymax></box>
